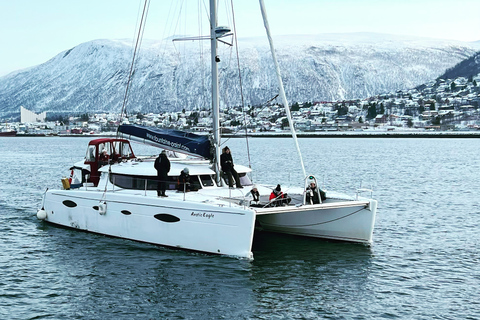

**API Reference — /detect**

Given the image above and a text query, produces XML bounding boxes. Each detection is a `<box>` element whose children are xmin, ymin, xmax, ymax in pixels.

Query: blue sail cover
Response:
<box><xmin>118</xmin><ymin>124</ymin><xmax>212</xmax><ymax>159</ymax></box>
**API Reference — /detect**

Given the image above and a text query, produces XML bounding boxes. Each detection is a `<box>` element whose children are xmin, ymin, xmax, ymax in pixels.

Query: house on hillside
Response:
<box><xmin>375</xmin><ymin>114</ymin><xmax>388</xmax><ymax>124</ymax></box>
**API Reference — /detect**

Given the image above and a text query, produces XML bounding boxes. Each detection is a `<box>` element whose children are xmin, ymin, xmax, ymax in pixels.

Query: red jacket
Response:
<box><xmin>269</xmin><ymin>191</ymin><xmax>284</xmax><ymax>201</ymax></box>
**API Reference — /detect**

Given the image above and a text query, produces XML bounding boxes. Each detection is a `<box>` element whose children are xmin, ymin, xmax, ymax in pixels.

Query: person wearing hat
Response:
<box><xmin>250</xmin><ymin>185</ymin><xmax>260</xmax><ymax>202</ymax></box>
<box><xmin>220</xmin><ymin>146</ymin><xmax>242</xmax><ymax>188</ymax></box>
<box><xmin>305</xmin><ymin>181</ymin><xmax>326</xmax><ymax>204</ymax></box>
<box><xmin>177</xmin><ymin>167</ymin><xmax>191</xmax><ymax>192</ymax></box>
<box><xmin>154</xmin><ymin>150</ymin><xmax>170</xmax><ymax>197</ymax></box>
<box><xmin>269</xmin><ymin>184</ymin><xmax>284</xmax><ymax>201</ymax></box>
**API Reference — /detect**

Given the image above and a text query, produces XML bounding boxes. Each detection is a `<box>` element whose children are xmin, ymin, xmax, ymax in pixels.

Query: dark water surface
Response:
<box><xmin>1</xmin><ymin>136</ymin><xmax>479</xmax><ymax>319</ymax></box>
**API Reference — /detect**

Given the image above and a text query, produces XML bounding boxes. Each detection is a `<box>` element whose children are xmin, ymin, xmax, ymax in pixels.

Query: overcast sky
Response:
<box><xmin>1</xmin><ymin>0</ymin><xmax>479</xmax><ymax>76</ymax></box>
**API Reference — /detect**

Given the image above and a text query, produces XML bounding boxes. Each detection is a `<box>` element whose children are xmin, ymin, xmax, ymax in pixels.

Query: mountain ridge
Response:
<box><xmin>1</xmin><ymin>33</ymin><xmax>479</xmax><ymax>118</ymax></box>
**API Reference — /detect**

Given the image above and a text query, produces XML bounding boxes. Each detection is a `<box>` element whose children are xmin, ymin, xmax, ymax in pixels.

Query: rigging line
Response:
<box><xmin>225</xmin><ymin>94</ymin><xmax>279</xmax><ymax>137</ymax></box>
<box><xmin>172</xmin><ymin>1</ymin><xmax>186</xmax><ymax>43</ymax></box>
<box><xmin>159</xmin><ymin>0</ymin><xmax>177</xmax><ymax>54</ymax></box>
<box><xmin>100</xmin><ymin>165</ymin><xmax>112</xmax><ymax>201</ymax></box>
<box><xmin>131</xmin><ymin>0</ymin><xmax>151</xmax><ymax>97</ymax></box>
<box><xmin>130</xmin><ymin>1</ymin><xmax>144</xmax><ymax>52</ymax></box>
<box><xmin>220</xmin><ymin>94</ymin><xmax>279</xmax><ymax>151</ymax></box>
<box><xmin>198</xmin><ymin>0</ymin><xmax>206</xmax><ymax>103</ymax></box>
<box><xmin>258</xmin><ymin>0</ymin><xmax>307</xmax><ymax>178</ymax></box>
<box><xmin>230</xmin><ymin>0</ymin><xmax>252</xmax><ymax>169</ymax></box>
<box><xmin>170</xmin><ymin>0</ymin><xmax>185</xmax><ymax>63</ymax></box>
<box><xmin>118</xmin><ymin>0</ymin><xmax>150</xmax><ymax>135</ymax></box>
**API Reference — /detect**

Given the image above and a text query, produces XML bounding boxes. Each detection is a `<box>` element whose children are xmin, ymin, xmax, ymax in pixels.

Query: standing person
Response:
<box><xmin>220</xmin><ymin>146</ymin><xmax>242</xmax><ymax>188</ymax></box>
<box><xmin>154</xmin><ymin>150</ymin><xmax>170</xmax><ymax>197</ymax></box>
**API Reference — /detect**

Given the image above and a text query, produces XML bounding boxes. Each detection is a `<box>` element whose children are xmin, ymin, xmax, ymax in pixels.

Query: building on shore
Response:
<box><xmin>21</xmin><ymin>106</ymin><xmax>46</xmax><ymax>123</ymax></box>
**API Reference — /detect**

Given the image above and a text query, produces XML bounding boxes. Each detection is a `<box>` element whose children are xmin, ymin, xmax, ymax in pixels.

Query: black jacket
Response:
<box><xmin>220</xmin><ymin>152</ymin><xmax>234</xmax><ymax>172</ymax></box>
<box><xmin>306</xmin><ymin>186</ymin><xmax>326</xmax><ymax>204</ymax></box>
<box><xmin>155</xmin><ymin>154</ymin><xmax>170</xmax><ymax>176</ymax></box>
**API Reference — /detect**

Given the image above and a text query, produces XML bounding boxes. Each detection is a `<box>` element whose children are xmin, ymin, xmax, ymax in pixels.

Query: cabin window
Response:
<box><xmin>239</xmin><ymin>173</ymin><xmax>252</xmax><ymax>186</ymax></box>
<box><xmin>109</xmin><ymin>173</ymin><xmax>202</xmax><ymax>191</ymax></box>
<box><xmin>200</xmin><ymin>175</ymin><xmax>214</xmax><ymax>187</ymax></box>
<box><xmin>86</xmin><ymin>145</ymin><xmax>96</xmax><ymax>162</ymax></box>
<box><xmin>113</xmin><ymin>141</ymin><xmax>133</xmax><ymax>158</ymax></box>
<box><xmin>110</xmin><ymin>174</ymin><xmax>151</xmax><ymax>190</ymax></box>
<box><xmin>98</xmin><ymin>143</ymin><xmax>110</xmax><ymax>157</ymax></box>
<box><xmin>190</xmin><ymin>176</ymin><xmax>202</xmax><ymax>190</ymax></box>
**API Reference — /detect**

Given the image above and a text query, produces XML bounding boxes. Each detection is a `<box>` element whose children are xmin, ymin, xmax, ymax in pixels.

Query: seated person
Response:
<box><xmin>244</xmin><ymin>185</ymin><xmax>261</xmax><ymax>206</ymax></box>
<box><xmin>269</xmin><ymin>184</ymin><xmax>284</xmax><ymax>201</ymax></box>
<box><xmin>177</xmin><ymin>168</ymin><xmax>191</xmax><ymax>192</ymax></box>
<box><xmin>269</xmin><ymin>184</ymin><xmax>291</xmax><ymax>206</ymax></box>
<box><xmin>250</xmin><ymin>185</ymin><xmax>260</xmax><ymax>202</ymax></box>
<box><xmin>98</xmin><ymin>150</ymin><xmax>109</xmax><ymax>167</ymax></box>
<box><xmin>305</xmin><ymin>182</ymin><xmax>326</xmax><ymax>204</ymax></box>
<box><xmin>220</xmin><ymin>146</ymin><xmax>242</xmax><ymax>188</ymax></box>
<box><xmin>111</xmin><ymin>152</ymin><xmax>121</xmax><ymax>163</ymax></box>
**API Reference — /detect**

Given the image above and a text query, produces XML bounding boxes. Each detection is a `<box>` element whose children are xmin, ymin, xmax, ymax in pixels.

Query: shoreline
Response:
<box><xmin>223</xmin><ymin>131</ymin><xmax>480</xmax><ymax>138</ymax></box>
<box><xmin>5</xmin><ymin>131</ymin><xmax>480</xmax><ymax>138</ymax></box>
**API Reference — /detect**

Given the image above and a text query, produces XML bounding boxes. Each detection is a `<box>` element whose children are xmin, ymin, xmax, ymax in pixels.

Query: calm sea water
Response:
<box><xmin>1</xmin><ymin>136</ymin><xmax>479</xmax><ymax>319</ymax></box>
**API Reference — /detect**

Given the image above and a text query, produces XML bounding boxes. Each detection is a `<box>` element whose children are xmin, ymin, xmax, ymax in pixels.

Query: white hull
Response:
<box><xmin>255</xmin><ymin>199</ymin><xmax>377</xmax><ymax>244</ymax></box>
<box><xmin>40</xmin><ymin>185</ymin><xmax>377</xmax><ymax>259</ymax></box>
<box><xmin>42</xmin><ymin>189</ymin><xmax>256</xmax><ymax>259</ymax></box>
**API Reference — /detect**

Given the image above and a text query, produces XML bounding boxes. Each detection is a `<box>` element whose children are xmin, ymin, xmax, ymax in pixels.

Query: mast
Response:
<box><xmin>258</xmin><ymin>0</ymin><xmax>307</xmax><ymax>178</ymax></box>
<box><xmin>210</xmin><ymin>0</ymin><xmax>222</xmax><ymax>185</ymax></box>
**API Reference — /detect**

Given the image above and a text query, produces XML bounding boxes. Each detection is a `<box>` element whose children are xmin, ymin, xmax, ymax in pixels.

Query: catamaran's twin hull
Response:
<box><xmin>42</xmin><ymin>190</ymin><xmax>256</xmax><ymax>259</ymax></box>
<box><xmin>255</xmin><ymin>200</ymin><xmax>377</xmax><ymax>244</ymax></box>
<box><xmin>41</xmin><ymin>188</ymin><xmax>377</xmax><ymax>258</ymax></box>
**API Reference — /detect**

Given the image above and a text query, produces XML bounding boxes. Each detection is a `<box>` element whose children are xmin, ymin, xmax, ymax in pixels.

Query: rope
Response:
<box><xmin>220</xmin><ymin>94</ymin><xmax>278</xmax><ymax>148</ymax></box>
<box><xmin>117</xmin><ymin>0</ymin><xmax>150</xmax><ymax>138</ymax></box>
<box><xmin>229</xmin><ymin>0</ymin><xmax>252</xmax><ymax>170</ymax></box>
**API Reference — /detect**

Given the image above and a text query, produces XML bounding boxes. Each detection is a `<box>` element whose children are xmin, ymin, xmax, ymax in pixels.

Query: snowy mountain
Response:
<box><xmin>438</xmin><ymin>51</ymin><xmax>480</xmax><ymax>80</ymax></box>
<box><xmin>1</xmin><ymin>33</ymin><xmax>479</xmax><ymax>118</ymax></box>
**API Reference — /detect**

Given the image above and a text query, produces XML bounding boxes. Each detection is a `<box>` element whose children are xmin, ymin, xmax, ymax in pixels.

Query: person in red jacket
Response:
<box><xmin>269</xmin><ymin>184</ymin><xmax>284</xmax><ymax>201</ymax></box>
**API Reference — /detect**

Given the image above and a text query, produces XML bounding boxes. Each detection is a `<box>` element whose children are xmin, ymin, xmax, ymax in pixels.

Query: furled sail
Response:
<box><xmin>117</xmin><ymin>124</ymin><xmax>212</xmax><ymax>159</ymax></box>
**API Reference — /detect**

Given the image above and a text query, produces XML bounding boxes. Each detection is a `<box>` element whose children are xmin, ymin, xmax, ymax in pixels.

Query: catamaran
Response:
<box><xmin>37</xmin><ymin>0</ymin><xmax>377</xmax><ymax>259</ymax></box>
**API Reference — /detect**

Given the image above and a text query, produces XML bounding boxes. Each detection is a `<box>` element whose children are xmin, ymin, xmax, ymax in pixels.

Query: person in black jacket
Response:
<box><xmin>154</xmin><ymin>150</ymin><xmax>170</xmax><ymax>197</ymax></box>
<box><xmin>220</xmin><ymin>146</ymin><xmax>242</xmax><ymax>188</ymax></box>
<box><xmin>177</xmin><ymin>168</ymin><xmax>191</xmax><ymax>192</ymax></box>
<box><xmin>306</xmin><ymin>182</ymin><xmax>326</xmax><ymax>204</ymax></box>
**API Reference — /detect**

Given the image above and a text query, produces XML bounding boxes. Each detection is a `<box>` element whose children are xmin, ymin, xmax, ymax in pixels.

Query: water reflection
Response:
<box><xmin>250</xmin><ymin>232</ymin><xmax>374</xmax><ymax>318</ymax></box>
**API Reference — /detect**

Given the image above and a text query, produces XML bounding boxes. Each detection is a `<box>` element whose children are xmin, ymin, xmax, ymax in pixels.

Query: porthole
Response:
<box><xmin>154</xmin><ymin>214</ymin><xmax>180</xmax><ymax>223</ymax></box>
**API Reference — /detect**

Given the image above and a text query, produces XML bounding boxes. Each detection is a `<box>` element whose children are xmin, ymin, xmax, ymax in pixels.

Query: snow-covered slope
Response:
<box><xmin>438</xmin><ymin>51</ymin><xmax>480</xmax><ymax>80</ymax></box>
<box><xmin>1</xmin><ymin>33</ymin><xmax>479</xmax><ymax>117</ymax></box>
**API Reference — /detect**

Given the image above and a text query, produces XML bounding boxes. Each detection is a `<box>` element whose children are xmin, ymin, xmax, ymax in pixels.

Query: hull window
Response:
<box><xmin>62</xmin><ymin>200</ymin><xmax>77</xmax><ymax>208</ymax></box>
<box><xmin>154</xmin><ymin>214</ymin><xmax>180</xmax><ymax>223</ymax></box>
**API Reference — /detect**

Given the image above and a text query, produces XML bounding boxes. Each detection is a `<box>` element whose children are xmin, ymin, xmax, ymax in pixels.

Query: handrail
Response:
<box><xmin>356</xmin><ymin>188</ymin><xmax>373</xmax><ymax>200</ymax></box>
